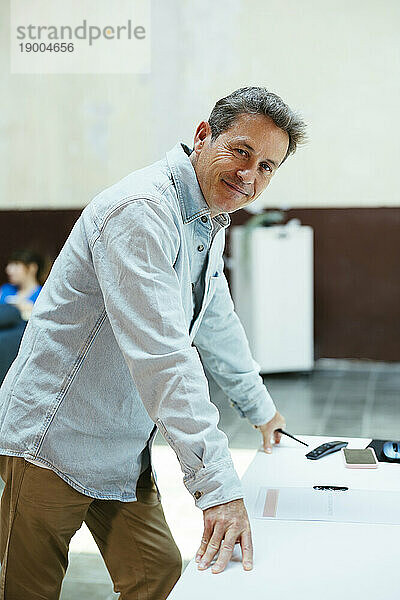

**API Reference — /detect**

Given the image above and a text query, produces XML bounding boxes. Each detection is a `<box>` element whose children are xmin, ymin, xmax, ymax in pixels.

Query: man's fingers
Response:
<box><xmin>198</xmin><ymin>526</ymin><xmax>224</xmax><ymax>570</ymax></box>
<box><xmin>274</xmin><ymin>419</ymin><xmax>286</xmax><ymax>444</ymax></box>
<box><xmin>198</xmin><ymin>499</ymin><xmax>253</xmax><ymax>573</ymax></box>
<box><xmin>196</xmin><ymin>523</ymin><xmax>212</xmax><ymax>562</ymax></box>
<box><xmin>263</xmin><ymin>422</ymin><xmax>287</xmax><ymax>451</ymax></box>
<box><xmin>256</xmin><ymin>412</ymin><xmax>287</xmax><ymax>453</ymax></box>
<box><xmin>240</xmin><ymin>529</ymin><xmax>253</xmax><ymax>571</ymax></box>
<box><xmin>211</xmin><ymin>531</ymin><xmax>238</xmax><ymax>574</ymax></box>
<box><xmin>195</xmin><ymin>536</ymin><xmax>209</xmax><ymax>563</ymax></box>
<box><xmin>263</xmin><ymin>432</ymin><xmax>273</xmax><ymax>453</ymax></box>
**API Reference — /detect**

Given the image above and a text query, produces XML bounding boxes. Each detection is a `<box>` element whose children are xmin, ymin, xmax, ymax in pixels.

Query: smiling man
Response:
<box><xmin>191</xmin><ymin>111</ymin><xmax>290</xmax><ymax>214</ymax></box>
<box><xmin>0</xmin><ymin>87</ymin><xmax>306</xmax><ymax>600</ymax></box>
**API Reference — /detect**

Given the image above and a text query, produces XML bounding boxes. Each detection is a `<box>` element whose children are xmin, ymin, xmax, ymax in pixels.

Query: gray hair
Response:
<box><xmin>208</xmin><ymin>87</ymin><xmax>307</xmax><ymax>163</ymax></box>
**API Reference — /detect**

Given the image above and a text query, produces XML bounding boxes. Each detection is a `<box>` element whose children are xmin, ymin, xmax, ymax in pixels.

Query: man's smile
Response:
<box><xmin>221</xmin><ymin>179</ymin><xmax>249</xmax><ymax>196</ymax></box>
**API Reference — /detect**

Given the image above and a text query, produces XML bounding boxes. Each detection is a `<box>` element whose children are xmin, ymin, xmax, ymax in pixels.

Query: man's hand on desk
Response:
<box><xmin>194</xmin><ymin>411</ymin><xmax>285</xmax><ymax>574</ymax></box>
<box><xmin>255</xmin><ymin>410</ymin><xmax>286</xmax><ymax>453</ymax></box>
<box><xmin>196</xmin><ymin>498</ymin><xmax>253</xmax><ymax>574</ymax></box>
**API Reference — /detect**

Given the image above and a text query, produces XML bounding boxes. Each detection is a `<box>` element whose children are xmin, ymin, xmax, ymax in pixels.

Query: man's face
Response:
<box><xmin>191</xmin><ymin>113</ymin><xmax>289</xmax><ymax>216</ymax></box>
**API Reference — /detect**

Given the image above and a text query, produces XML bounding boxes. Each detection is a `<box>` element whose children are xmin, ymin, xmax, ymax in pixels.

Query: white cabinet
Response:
<box><xmin>231</xmin><ymin>225</ymin><xmax>314</xmax><ymax>373</ymax></box>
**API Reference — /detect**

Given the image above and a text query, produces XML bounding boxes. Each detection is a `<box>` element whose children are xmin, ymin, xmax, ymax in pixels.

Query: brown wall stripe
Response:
<box><xmin>1</xmin><ymin>207</ymin><xmax>399</xmax><ymax>362</ymax></box>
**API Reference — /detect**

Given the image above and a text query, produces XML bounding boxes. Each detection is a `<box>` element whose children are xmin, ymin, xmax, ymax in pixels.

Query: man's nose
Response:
<box><xmin>236</xmin><ymin>166</ymin><xmax>256</xmax><ymax>186</ymax></box>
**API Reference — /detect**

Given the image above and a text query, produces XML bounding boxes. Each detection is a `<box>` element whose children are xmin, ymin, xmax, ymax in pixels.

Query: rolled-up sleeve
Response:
<box><xmin>194</xmin><ymin>255</ymin><xmax>276</xmax><ymax>426</ymax></box>
<box><xmin>91</xmin><ymin>198</ymin><xmax>243</xmax><ymax>509</ymax></box>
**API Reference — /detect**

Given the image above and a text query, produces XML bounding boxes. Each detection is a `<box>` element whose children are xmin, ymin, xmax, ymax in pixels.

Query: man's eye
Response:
<box><xmin>235</xmin><ymin>148</ymin><xmax>248</xmax><ymax>157</ymax></box>
<box><xmin>261</xmin><ymin>162</ymin><xmax>272</xmax><ymax>173</ymax></box>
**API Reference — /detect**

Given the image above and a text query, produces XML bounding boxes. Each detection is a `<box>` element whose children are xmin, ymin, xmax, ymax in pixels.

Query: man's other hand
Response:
<box><xmin>195</xmin><ymin>498</ymin><xmax>253</xmax><ymax>574</ymax></box>
<box><xmin>255</xmin><ymin>411</ymin><xmax>286</xmax><ymax>453</ymax></box>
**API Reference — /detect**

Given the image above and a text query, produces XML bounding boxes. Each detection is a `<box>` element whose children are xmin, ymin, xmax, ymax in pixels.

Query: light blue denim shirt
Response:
<box><xmin>0</xmin><ymin>143</ymin><xmax>276</xmax><ymax>510</ymax></box>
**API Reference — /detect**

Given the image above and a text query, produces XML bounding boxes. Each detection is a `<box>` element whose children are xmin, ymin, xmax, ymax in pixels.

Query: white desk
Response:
<box><xmin>168</xmin><ymin>436</ymin><xmax>400</xmax><ymax>600</ymax></box>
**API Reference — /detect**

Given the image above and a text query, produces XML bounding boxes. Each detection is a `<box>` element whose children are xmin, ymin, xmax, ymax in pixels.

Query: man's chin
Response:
<box><xmin>211</xmin><ymin>197</ymin><xmax>251</xmax><ymax>215</ymax></box>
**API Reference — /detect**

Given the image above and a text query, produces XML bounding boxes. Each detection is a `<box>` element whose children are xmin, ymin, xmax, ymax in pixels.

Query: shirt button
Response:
<box><xmin>201</xmin><ymin>216</ymin><xmax>208</xmax><ymax>223</ymax></box>
<box><xmin>194</xmin><ymin>491</ymin><xmax>202</xmax><ymax>500</ymax></box>
<box><xmin>197</xmin><ymin>244</ymin><xmax>205</xmax><ymax>252</ymax></box>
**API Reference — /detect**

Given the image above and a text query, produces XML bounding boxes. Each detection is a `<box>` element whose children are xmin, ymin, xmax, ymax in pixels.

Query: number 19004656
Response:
<box><xmin>19</xmin><ymin>42</ymin><xmax>74</xmax><ymax>52</ymax></box>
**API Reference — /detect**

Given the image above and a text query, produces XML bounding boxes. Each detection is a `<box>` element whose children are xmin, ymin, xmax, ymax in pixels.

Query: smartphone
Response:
<box><xmin>342</xmin><ymin>448</ymin><xmax>378</xmax><ymax>469</ymax></box>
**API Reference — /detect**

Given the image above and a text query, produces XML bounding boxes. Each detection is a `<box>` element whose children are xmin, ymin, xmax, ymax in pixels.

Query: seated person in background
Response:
<box><xmin>0</xmin><ymin>250</ymin><xmax>45</xmax><ymax>383</ymax></box>
<box><xmin>0</xmin><ymin>249</ymin><xmax>44</xmax><ymax>320</ymax></box>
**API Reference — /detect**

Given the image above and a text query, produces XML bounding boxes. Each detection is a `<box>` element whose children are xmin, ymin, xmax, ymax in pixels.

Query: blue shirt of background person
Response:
<box><xmin>0</xmin><ymin>250</ymin><xmax>45</xmax><ymax>321</ymax></box>
<box><xmin>0</xmin><ymin>283</ymin><xmax>42</xmax><ymax>305</ymax></box>
<box><xmin>0</xmin><ymin>250</ymin><xmax>45</xmax><ymax>384</ymax></box>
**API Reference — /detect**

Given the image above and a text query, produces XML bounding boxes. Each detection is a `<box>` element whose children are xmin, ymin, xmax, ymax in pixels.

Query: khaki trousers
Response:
<box><xmin>0</xmin><ymin>456</ymin><xmax>181</xmax><ymax>600</ymax></box>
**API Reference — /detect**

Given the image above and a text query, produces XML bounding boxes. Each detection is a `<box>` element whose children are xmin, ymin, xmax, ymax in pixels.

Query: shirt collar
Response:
<box><xmin>166</xmin><ymin>143</ymin><xmax>231</xmax><ymax>228</ymax></box>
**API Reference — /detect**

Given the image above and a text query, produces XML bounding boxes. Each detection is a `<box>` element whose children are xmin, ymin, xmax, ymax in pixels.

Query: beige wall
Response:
<box><xmin>1</xmin><ymin>0</ymin><xmax>399</xmax><ymax>210</ymax></box>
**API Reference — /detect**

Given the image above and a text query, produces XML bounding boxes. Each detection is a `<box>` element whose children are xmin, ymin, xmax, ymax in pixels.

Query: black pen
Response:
<box><xmin>276</xmin><ymin>428</ymin><xmax>309</xmax><ymax>447</ymax></box>
<box><xmin>313</xmin><ymin>485</ymin><xmax>348</xmax><ymax>491</ymax></box>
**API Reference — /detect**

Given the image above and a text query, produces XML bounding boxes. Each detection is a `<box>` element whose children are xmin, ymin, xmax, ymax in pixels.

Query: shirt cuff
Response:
<box><xmin>231</xmin><ymin>388</ymin><xmax>276</xmax><ymax>426</ymax></box>
<box><xmin>184</xmin><ymin>459</ymin><xmax>244</xmax><ymax>510</ymax></box>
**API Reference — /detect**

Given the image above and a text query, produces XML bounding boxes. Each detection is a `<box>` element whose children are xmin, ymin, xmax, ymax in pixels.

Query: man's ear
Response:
<box><xmin>193</xmin><ymin>121</ymin><xmax>212</xmax><ymax>154</ymax></box>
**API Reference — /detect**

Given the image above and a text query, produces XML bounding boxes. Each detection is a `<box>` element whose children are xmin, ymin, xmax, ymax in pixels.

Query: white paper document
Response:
<box><xmin>255</xmin><ymin>487</ymin><xmax>400</xmax><ymax>525</ymax></box>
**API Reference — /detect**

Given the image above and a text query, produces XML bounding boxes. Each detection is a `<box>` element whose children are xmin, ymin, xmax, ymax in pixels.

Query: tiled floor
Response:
<box><xmin>3</xmin><ymin>360</ymin><xmax>400</xmax><ymax>598</ymax></box>
<box><xmin>262</xmin><ymin>360</ymin><xmax>400</xmax><ymax>441</ymax></box>
<box><xmin>60</xmin><ymin>554</ymin><xmax>118</xmax><ymax>600</ymax></box>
